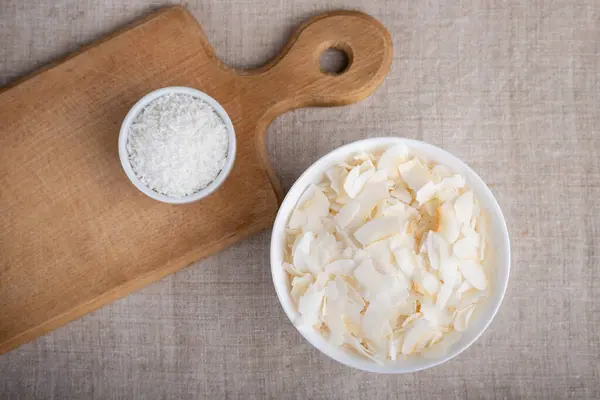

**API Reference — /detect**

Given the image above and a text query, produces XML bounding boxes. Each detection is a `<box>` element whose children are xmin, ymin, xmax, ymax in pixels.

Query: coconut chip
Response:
<box><xmin>344</xmin><ymin>160</ymin><xmax>376</xmax><ymax>199</ymax></box>
<box><xmin>283</xmin><ymin>145</ymin><xmax>490</xmax><ymax>362</ymax></box>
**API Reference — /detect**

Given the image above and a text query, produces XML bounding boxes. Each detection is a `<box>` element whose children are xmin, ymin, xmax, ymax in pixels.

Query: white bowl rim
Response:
<box><xmin>118</xmin><ymin>86</ymin><xmax>236</xmax><ymax>204</ymax></box>
<box><xmin>270</xmin><ymin>137</ymin><xmax>511</xmax><ymax>373</ymax></box>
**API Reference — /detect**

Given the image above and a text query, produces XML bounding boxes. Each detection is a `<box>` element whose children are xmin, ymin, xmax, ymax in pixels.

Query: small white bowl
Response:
<box><xmin>270</xmin><ymin>137</ymin><xmax>510</xmax><ymax>373</ymax></box>
<box><xmin>118</xmin><ymin>86</ymin><xmax>236</xmax><ymax>204</ymax></box>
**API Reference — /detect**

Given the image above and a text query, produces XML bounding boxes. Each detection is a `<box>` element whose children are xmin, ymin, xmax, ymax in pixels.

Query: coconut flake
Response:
<box><xmin>291</xmin><ymin>274</ymin><xmax>314</xmax><ymax>303</ymax></box>
<box><xmin>344</xmin><ymin>334</ymin><xmax>381</xmax><ymax>364</ymax></box>
<box><xmin>283</xmin><ymin>144</ymin><xmax>490</xmax><ymax>362</ymax></box>
<box><xmin>415</xmin><ymin>181</ymin><xmax>438</xmax><ymax>205</ymax></box>
<box><xmin>456</xmin><ymin>280</ymin><xmax>471</xmax><ymax>297</ymax></box>
<box><xmin>462</xmin><ymin>225</ymin><xmax>481</xmax><ymax>243</ymax></box>
<box><xmin>335</xmin><ymin>201</ymin><xmax>360</xmax><ymax>229</ymax></box>
<box><xmin>362</xmin><ymin>292</ymin><xmax>396</xmax><ymax>346</ymax></box>
<box><xmin>325</xmin><ymin>259</ymin><xmax>356</xmax><ymax>275</ymax></box>
<box><xmin>426</xmin><ymin>232</ymin><xmax>451</xmax><ymax>270</ymax></box>
<box><xmin>454</xmin><ymin>191</ymin><xmax>474</xmax><ymax>227</ymax></box>
<box><xmin>354</xmin><ymin>217</ymin><xmax>405</xmax><ymax>246</ymax></box>
<box><xmin>326</xmin><ymin>166</ymin><xmax>348</xmax><ymax>195</ymax></box>
<box><xmin>453</xmin><ymin>236</ymin><xmax>479</xmax><ymax>260</ymax></box>
<box><xmin>313</xmin><ymin>232</ymin><xmax>341</xmax><ymax>265</ymax></box>
<box><xmin>402</xmin><ymin>319</ymin><xmax>434</xmax><ymax>355</ymax></box>
<box><xmin>288</xmin><ymin>185</ymin><xmax>330</xmax><ymax>231</ymax></box>
<box><xmin>390</xmin><ymin>184</ymin><xmax>412</xmax><ymax>204</ymax></box>
<box><xmin>344</xmin><ymin>160</ymin><xmax>375</xmax><ymax>199</ymax></box>
<box><xmin>323</xmin><ymin>277</ymin><xmax>350</xmax><ymax>345</ymax></box>
<box><xmin>415</xmin><ymin>269</ymin><xmax>441</xmax><ymax>296</ymax></box>
<box><xmin>453</xmin><ymin>304</ymin><xmax>476</xmax><ymax>332</ymax></box>
<box><xmin>297</xmin><ymin>287</ymin><xmax>325</xmax><ymax>327</ymax></box>
<box><xmin>430</xmin><ymin>165</ymin><xmax>452</xmax><ymax>183</ymax></box>
<box><xmin>437</xmin><ymin>203</ymin><xmax>460</xmax><ymax>243</ymax></box>
<box><xmin>421</xmin><ymin>302</ymin><xmax>450</xmax><ymax>328</ymax></box>
<box><xmin>436</xmin><ymin>260</ymin><xmax>458</xmax><ymax>309</ymax></box>
<box><xmin>423</xmin><ymin>331</ymin><xmax>462</xmax><ymax>359</ymax></box>
<box><xmin>458</xmin><ymin>261</ymin><xmax>487</xmax><ymax>290</ymax></box>
<box><xmin>367</xmin><ymin>169</ymin><xmax>390</xmax><ymax>184</ymax></box>
<box><xmin>305</xmin><ymin>187</ymin><xmax>330</xmax><ymax>217</ymax></box>
<box><xmin>377</xmin><ymin>144</ymin><xmax>408</xmax><ymax>179</ymax></box>
<box><xmin>353</xmin><ymin>258</ymin><xmax>388</xmax><ymax>296</ymax></box>
<box><xmin>398</xmin><ymin>158</ymin><xmax>431</xmax><ymax>191</ymax></box>
<box><xmin>393</xmin><ymin>248</ymin><xmax>418</xmax><ymax>278</ymax></box>
<box><xmin>437</xmin><ymin>175</ymin><xmax>466</xmax><ymax>193</ymax></box>
<box><xmin>365</xmin><ymin>240</ymin><xmax>395</xmax><ymax>273</ymax></box>
<box><xmin>283</xmin><ymin>262</ymin><xmax>304</xmax><ymax>277</ymax></box>
<box><xmin>292</xmin><ymin>232</ymin><xmax>314</xmax><ymax>272</ymax></box>
<box><xmin>339</xmin><ymin>182</ymin><xmax>390</xmax><ymax>231</ymax></box>
<box><xmin>436</xmin><ymin>279</ymin><xmax>455</xmax><ymax>310</ymax></box>
<box><xmin>389</xmin><ymin>231</ymin><xmax>417</xmax><ymax>253</ymax></box>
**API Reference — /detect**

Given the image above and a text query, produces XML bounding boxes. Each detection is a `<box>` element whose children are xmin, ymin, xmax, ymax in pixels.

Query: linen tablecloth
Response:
<box><xmin>1</xmin><ymin>0</ymin><xmax>598</xmax><ymax>398</ymax></box>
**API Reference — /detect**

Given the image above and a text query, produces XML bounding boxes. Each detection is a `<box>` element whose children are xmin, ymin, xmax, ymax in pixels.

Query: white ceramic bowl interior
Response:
<box><xmin>118</xmin><ymin>86</ymin><xmax>236</xmax><ymax>204</ymax></box>
<box><xmin>270</xmin><ymin>137</ymin><xmax>510</xmax><ymax>373</ymax></box>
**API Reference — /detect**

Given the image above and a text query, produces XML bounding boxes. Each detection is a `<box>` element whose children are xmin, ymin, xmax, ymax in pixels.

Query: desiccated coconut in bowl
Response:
<box><xmin>270</xmin><ymin>137</ymin><xmax>510</xmax><ymax>373</ymax></box>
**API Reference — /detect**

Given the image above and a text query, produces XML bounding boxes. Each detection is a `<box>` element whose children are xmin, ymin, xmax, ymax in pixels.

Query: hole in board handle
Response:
<box><xmin>319</xmin><ymin>47</ymin><xmax>351</xmax><ymax>75</ymax></box>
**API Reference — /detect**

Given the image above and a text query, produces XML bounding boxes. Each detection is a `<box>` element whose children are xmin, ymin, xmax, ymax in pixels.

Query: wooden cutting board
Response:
<box><xmin>0</xmin><ymin>6</ymin><xmax>392</xmax><ymax>354</ymax></box>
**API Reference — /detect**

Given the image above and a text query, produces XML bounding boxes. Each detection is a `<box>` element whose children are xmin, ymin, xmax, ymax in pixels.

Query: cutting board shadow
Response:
<box><xmin>0</xmin><ymin>6</ymin><xmax>392</xmax><ymax>354</ymax></box>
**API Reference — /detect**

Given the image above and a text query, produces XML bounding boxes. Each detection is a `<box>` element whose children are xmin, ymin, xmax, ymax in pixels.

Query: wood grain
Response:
<box><xmin>0</xmin><ymin>6</ymin><xmax>392</xmax><ymax>354</ymax></box>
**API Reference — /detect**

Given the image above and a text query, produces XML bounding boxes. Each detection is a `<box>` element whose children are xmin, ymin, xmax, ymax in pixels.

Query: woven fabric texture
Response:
<box><xmin>0</xmin><ymin>0</ymin><xmax>598</xmax><ymax>398</ymax></box>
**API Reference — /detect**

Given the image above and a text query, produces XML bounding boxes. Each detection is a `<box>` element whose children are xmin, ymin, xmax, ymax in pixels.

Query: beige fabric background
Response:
<box><xmin>1</xmin><ymin>0</ymin><xmax>599</xmax><ymax>398</ymax></box>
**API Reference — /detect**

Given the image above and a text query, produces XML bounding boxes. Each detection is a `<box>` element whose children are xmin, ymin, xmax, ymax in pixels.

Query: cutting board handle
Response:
<box><xmin>248</xmin><ymin>11</ymin><xmax>393</xmax><ymax>116</ymax></box>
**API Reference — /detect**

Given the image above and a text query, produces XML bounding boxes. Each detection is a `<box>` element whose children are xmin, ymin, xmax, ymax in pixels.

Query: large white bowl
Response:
<box><xmin>118</xmin><ymin>86</ymin><xmax>236</xmax><ymax>204</ymax></box>
<box><xmin>270</xmin><ymin>137</ymin><xmax>510</xmax><ymax>373</ymax></box>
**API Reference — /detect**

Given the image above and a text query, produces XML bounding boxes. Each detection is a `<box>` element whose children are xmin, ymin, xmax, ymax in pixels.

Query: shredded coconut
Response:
<box><xmin>127</xmin><ymin>93</ymin><xmax>229</xmax><ymax>197</ymax></box>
